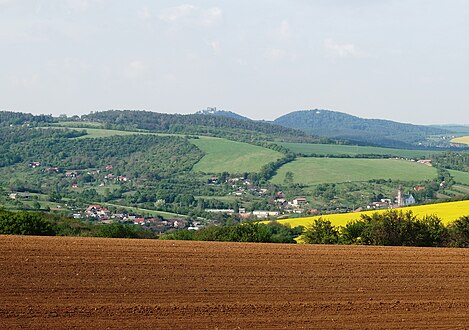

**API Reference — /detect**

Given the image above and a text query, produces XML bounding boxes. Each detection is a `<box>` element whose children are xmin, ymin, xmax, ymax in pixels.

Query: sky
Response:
<box><xmin>1</xmin><ymin>0</ymin><xmax>468</xmax><ymax>125</ymax></box>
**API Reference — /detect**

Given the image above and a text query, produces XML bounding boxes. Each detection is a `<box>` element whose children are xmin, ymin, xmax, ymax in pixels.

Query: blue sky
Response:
<box><xmin>1</xmin><ymin>0</ymin><xmax>468</xmax><ymax>124</ymax></box>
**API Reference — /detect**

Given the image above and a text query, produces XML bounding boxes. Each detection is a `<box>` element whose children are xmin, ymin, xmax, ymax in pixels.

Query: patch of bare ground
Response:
<box><xmin>1</xmin><ymin>236</ymin><xmax>469</xmax><ymax>329</ymax></box>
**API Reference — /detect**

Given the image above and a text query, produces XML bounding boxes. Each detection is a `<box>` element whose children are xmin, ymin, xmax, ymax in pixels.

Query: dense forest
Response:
<box><xmin>0</xmin><ymin>111</ymin><xmax>56</xmax><ymax>126</ymax></box>
<box><xmin>80</xmin><ymin>110</ymin><xmax>327</xmax><ymax>144</ymax></box>
<box><xmin>0</xmin><ymin>128</ymin><xmax>203</xmax><ymax>178</ymax></box>
<box><xmin>274</xmin><ymin>109</ymin><xmax>450</xmax><ymax>148</ymax></box>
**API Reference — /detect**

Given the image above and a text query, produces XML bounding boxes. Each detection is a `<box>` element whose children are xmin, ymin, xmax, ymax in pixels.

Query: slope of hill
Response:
<box><xmin>191</xmin><ymin>137</ymin><xmax>282</xmax><ymax>174</ymax></box>
<box><xmin>274</xmin><ymin>109</ymin><xmax>449</xmax><ymax>148</ymax></box>
<box><xmin>81</xmin><ymin>110</ymin><xmax>324</xmax><ymax>143</ymax></box>
<box><xmin>195</xmin><ymin>108</ymin><xmax>250</xmax><ymax>121</ymax></box>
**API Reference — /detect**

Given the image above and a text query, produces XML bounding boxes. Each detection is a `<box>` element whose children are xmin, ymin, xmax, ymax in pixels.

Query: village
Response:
<box><xmin>13</xmin><ymin>158</ymin><xmax>444</xmax><ymax>233</ymax></box>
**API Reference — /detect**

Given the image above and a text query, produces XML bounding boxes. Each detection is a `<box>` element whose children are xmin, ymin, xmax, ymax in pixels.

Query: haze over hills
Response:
<box><xmin>195</xmin><ymin>107</ymin><xmax>251</xmax><ymax>121</ymax></box>
<box><xmin>272</xmin><ymin>109</ymin><xmax>450</xmax><ymax>148</ymax></box>
<box><xmin>82</xmin><ymin>110</ymin><xmax>324</xmax><ymax>144</ymax></box>
<box><xmin>1</xmin><ymin>108</ymin><xmax>465</xmax><ymax>149</ymax></box>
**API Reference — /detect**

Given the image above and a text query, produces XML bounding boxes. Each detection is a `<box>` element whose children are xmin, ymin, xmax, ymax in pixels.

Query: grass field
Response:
<box><xmin>270</xmin><ymin>200</ymin><xmax>469</xmax><ymax>228</ymax></box>
<box><xmin>56</xmin><ymin>126</ymin><xmax>281</xmax><ymax>174</ymax></box>
<box><xmin>278</xmin><ymin>142</ymin><xmax>438</xmax><ymax>158</ymax></box>
<box><xmin>451</xmin><ymin>136</ymin><xmax>469</xmax><ymax>145</ymax></box>
<box><xmin>191</xmin><ymin>137</ymin><xmax>282</xmax><ymax>174</ymax></box>
<box><xmin>54</xmin><ymin>121</ymin><xmax>104</xmax><ymax>128</ymax></box>
<box><xmin>449</xmin><ymin>170</ymin><xmax>469</xmax><ymax>185</ymax></box>
<box><xmin>271</xmin><ymin>157</ymin><xmax>437</xmax><ymax>185</ymax></box>
<box><xmin>73</xmin><ymin>128</ymin><xmax>144</xmax><ymax>139</ymax></box>
<box><xmin>100</xmin><ymin>202</ymin><xmax>188</xmax><ymax>219</ymax></box>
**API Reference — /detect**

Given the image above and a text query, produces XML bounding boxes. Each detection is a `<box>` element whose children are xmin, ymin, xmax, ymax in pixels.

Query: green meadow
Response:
<box><xmin>449</xmin><ymin>170</ymin><xmax>469</xmax><ymax>185</ymax></box>
<box><xmin>271</xmin><ymin>157</ymin><xmax>438</xmax><ymax>185</ymax></box>
<box><xmin>52</xmin><ymin>125</ymin><xmax>282</xmax><ymax>174</ymax></box>
<box><xmin>278</xmin><ymin>142</ymin><xmax>438</xmax><ymax>158</ymax></box>
<box><xmin>191</xmin><ymin>137</ymin><xmax>282</xmax><ymax>174</ymax></box>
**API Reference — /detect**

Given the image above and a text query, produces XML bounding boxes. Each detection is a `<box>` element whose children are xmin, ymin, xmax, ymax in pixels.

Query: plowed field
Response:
<box><xmin>1</xmin><ymin>236</ymin><xmax>469</xmax><ymax>329</ymax></box>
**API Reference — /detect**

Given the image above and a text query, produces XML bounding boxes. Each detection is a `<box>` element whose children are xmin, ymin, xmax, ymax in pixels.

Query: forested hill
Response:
<box><xmin>195</xmin><ymin>109</ymin><xmax>250</xmax><ymax>121</ymax></box>
<box><xmin>81</xmin><ymin>110</ymin><xmax>329</xmax><ymax>144</ymax></box>
<box><xmin>274</xmin><ymin>110</ymin><xmax>449</xmax><ymax>148</ymax></box>
<box><xmin>0</xmin><ymin>111</ymin><xmax>55</xmax><ymax>126</ymax></box>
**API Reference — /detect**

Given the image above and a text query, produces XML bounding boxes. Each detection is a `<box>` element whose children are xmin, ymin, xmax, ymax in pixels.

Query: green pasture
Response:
<box><xmin>191</xmin><ymin>138</ymin><xmax>282</xmax><ymax>174</ymax></box>
<box><xmin>54</xmin><ymin>121</ymin><xmax>103</xmax><ymax>128</ymax></box>
<box><xmin>278</xmin><ymin>142</ymin><xmax>438</xmax><ymax>158</ymax></box>
<box><xmin>101</xmin><ymin>202</ymin><xmax>188</xmax><ymax>219</ymax></box>
<box><xmin>73</xmin><ymin>128</ymin><xmax>142</xmax><ymax>139</ymax></box>
<box><xmin>271</xmin><ymin>157</ymin><xmax>438</xmax><ymax>185</ymax></box>
<box><xmin>449</xmin><ymin>170</ymin><xmax>469</xmax><ymax>185</ymax></box>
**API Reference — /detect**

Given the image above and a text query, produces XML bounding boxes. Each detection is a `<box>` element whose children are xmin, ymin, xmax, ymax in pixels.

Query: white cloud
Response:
<box><xmin>324</xmin><ymin>38</ymin><xmax>367</xmax><ymax>59</ymax></box>
<box><xmin>200</xmin><ymin>7</ymin><xmax>223</xmax><ymax>26</ymax></box>
<box><xmin>10</xmin><ymin>73</ymin><xmax>40</xmax><ymax>88</ymax></box>
<box><xmin>158</xmin><ymin>4</ymin><xmax>196</xmax><ymax>23</ymax></box>
<box><xmin>207</xmin><ymin>40</ymin><xmax>221</xmax><ymax>55</ymax></box>
<box><xmin>125</xmin><ymin>60</ymin><xmax>147</xmax><ymax>79</ymax></box>
<box><xmin>66</xmin><ymin>0</ymin><xmax>90</xmax><ymax>12</ymax></box>
<box><xmin>158</xmin><ymin>5</ymin><xmax>222</xmax><ymax>27</ymax></box>
<box><xmin>278</xmin><ymin>20</ymin><xmax>290</xmax><ymax>40</ymax></box>
<box><xmin>0</xmin><ymin>0</ymin><xmax>16</xmax><ymax>7</ymax></box>
<box><xmin>138</xmin><ymin>6</ymin><xmax>152</xmax><ymax>21</ymax></box>
<box><xmin>264</xmin><ymin>48</ymin><xmax>287</xmax><ymax>62</ymax></box>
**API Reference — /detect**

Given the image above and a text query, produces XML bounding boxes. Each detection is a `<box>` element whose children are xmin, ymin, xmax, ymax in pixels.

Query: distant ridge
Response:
<box><xmin>195</xmin><ymin>107</ymin><xmax>250</xmax><ymax>121</ymax></box>
<box><xmin>274</xmin><ymin>109</ymin><xmax>449</xmax><ymax>148</ymax></box>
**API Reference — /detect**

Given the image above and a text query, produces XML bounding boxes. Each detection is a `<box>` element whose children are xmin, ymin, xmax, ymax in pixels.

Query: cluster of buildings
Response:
<box><xmin>366</xmin><ymin>187</ymin><xmax>417</xmax><ymax>210</ymax></box>
<box><xmin>28</xmin><ymin>162</ymin><xmax>130</xmax><ymax>187</ymax></box>
<box><xmin>81</xmin><ymin>204</ymin><xmax>193</xmax><ymax>231</ymax></box>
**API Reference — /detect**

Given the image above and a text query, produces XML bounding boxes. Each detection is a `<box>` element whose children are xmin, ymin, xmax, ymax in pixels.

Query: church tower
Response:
<box><xmin>397</xmin><ymin>186</ymin><xmax>404</xmax><ymax>207</ymax></box>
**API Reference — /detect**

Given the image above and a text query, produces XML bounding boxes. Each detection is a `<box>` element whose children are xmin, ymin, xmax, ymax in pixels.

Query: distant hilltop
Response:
<box><xmin>195</xmin><ymin>107</ymin><xmax>251</xmax><ymax>121</ymax></box>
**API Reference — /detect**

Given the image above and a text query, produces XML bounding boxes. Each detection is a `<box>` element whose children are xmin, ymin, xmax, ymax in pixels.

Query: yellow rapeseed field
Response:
<box><xmin>273</xmin><ymin>200</ymin><xmax>469</xmax><ymax>228</ymax></box>
<box><xmin>451</xmin><ymin>136</ymin><xmax>469</xmax><ymax>145</ymax></box>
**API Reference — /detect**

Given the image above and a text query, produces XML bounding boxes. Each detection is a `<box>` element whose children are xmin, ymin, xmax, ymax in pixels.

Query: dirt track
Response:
<box><xmin>1</xmin><ymin>236</ymin><xmax>469</xmax><ymax>329</ymax></box>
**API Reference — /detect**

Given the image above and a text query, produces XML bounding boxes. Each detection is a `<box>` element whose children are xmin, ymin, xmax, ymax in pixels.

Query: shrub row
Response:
<box><xmin>304</xmin><ymin>210</ymin><xmax>469</xmax><ymax>247</ymax></box>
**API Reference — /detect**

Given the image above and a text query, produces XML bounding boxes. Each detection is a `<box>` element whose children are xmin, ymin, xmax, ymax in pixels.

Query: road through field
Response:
<box><xmin>1</xmin><ymin>236</ymin><xmax>469</xmax><ymax>329</ymax></box>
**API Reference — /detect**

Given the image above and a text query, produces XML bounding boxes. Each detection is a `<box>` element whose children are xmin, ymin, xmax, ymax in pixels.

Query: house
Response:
<box><xmin>275</xmin><ymin>198</ymin><xmax>287</xmax><ymax>205</ymax></box>
<box><xmin>292</xmin><ymin>197</ymin><xmax>307</xmax><ymax>205</ymax></box>
<box><xmin>414</xmin><ymin>186</ymin><xmax>426</xmax><ymax>192</ymax></box>
<box><xmin>396</xmin><ymin>188</ymin><xmax>416</xmax><ymax>207</ymax></box>
<box><xmin>367</xmin><ymin>201</ymin><xmax>389</xmax><ymax>210</ymax></box>
<box><xmin>403</xmin><ymin>194</ymin><xmax>416</xmax><ymax>206</ymax></box>
<box><xmin>10</xmin><ymin>192</ymin><xmax>32</xmax><ymax>199</ymax></box>
<box><xmin>208</xmin><ymin>176</ymin><xmax>219</xmax><ymax>184</ymax></box>
<box><xmin>417</xmin><ymin>159</ymin><xmax>432</xmax><ymax>166</ymax></box>
<box><xmin>252</xmin><ymin>211</ymin><xmax>280</xmax><ymax>218</ymax></box>
<box><xmin>117</xmin><ymin>176</ymin><xmax>129</xmax><ymax>182</ymax></box>
<box><xmin>205</xmin><ymin>209</ymin><xmax>235</xmax><ymax>214</ymax></box>
<box><xmin>105</xmin><ymin>164</ymin><xmax>113</xmax><ymax>171</ymax></box>
<box><xmin>65</xmin><ymin>171</ymin><xmax>78</xmax><ymax>178</ymax></box>
<box><xmin>85</xmin><ymin>205</ymin><xmax>110</xmax><ymax>219</ymax></box>
<box><xmin>71</xmin><ymin>184</ymin><xmax>79</xmax><ymax>188</ymax></box>
<box><xmin>29</xmin><ymin>162</ymin><xmax>41</xmax><ymax>168</ymax></box>
<box><xmin>133</xmin><ymin>218</ymin><xmax>145</xmax><ymax>225</ymax></box>
<box><xmin>46</xmin><ymin>167</ymin><xmax>60</xmax><ymax>173</ymax></box>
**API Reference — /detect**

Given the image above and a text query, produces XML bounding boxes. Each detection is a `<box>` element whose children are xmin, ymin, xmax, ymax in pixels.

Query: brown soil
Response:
<box><xmin>1</xmin><ymin>236</ymin><xmax>469</xmax><ymax>329</ymax></box>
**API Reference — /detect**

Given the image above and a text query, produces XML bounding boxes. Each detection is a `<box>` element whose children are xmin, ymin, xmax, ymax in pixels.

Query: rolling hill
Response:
<box><xmin>274</xmin><ymin>109</ymin><xmax>448</xmax><ymax>148</ymax></box>
<box><xmin>81</xmin><ymin>110</ymin><xmax>323</xmax><ymax>144</ymax></box>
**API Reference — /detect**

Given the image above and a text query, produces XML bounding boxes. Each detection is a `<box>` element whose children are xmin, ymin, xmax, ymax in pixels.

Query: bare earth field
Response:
<box><xmin>1</xmin><ymin>236</ymin><xmax>469</xmax><ymax>329</ymax></box>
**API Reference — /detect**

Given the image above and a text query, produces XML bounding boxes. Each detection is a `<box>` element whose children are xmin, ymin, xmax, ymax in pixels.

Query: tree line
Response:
<box><xmin>303</xmin><ymin>210</ymin><xmax>469</xmax><ymax>248</ymax></box>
